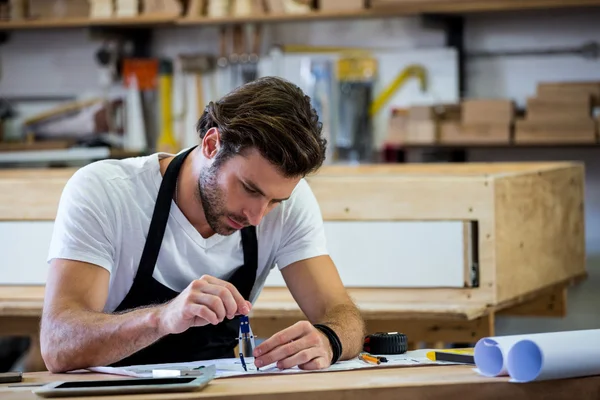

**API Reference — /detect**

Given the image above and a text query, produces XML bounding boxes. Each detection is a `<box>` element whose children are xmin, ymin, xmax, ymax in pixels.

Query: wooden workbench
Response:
<box><xmin>0</xmin><ymin>161</ymin><xmax>588</xmax><ymax>372</ymax></box>
<box><xmin>1</xmin><ymin>364</ymin><xmax>600</xmax><ymax>400</ymax></box>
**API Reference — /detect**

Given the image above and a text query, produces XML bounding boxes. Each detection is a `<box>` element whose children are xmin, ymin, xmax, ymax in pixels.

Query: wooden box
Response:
<box><xmin>0</xmin><ymin>162</ymin><xmax>586</xmax><ymax>337</ymax></box>
<box><xmin>514</xmin><ymin>119</ymin><xmax>598</xmax><ymax>144</ymax></box>
<box><xmin>28</xmin><ymin>0</ymin><xmax>90</xmax><ymax>19</ymax></box>
<box><xmin>537</xmin><ymin>81</ymin><xmax>600</xmax><ymax>106</ymax></box>
<box><xmin>319</xmin><ymin>0</ymin><xmax>364</xmax><ymax>12</ymax></box>
<box><xmin>440</xmin><ymin>121</ymin><xmax>511</xmax><ymax>144</ymax></box>
<box><xmin>462</xmin><ymin>99</ymin><xmax>515</xmax><ymax>125</ymax></box>
<box><xmin>263</xmin><ymin>162</ymin><xmax>586</xmax><ymax>312</ymax></box>
<box><xmin>525</xmin><ymin>95</ymin><xmax>592</xmax><ymax>122</ymax></box>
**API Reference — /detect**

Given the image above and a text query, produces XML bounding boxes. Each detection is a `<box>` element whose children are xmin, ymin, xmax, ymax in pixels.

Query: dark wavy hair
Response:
<box><xmin>196</xmin><ymin>76</ymin><xmax>327</xmax><ymax>178</ymax></box>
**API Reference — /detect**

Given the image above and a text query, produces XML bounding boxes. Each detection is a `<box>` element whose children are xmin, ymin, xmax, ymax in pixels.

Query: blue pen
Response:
<box><xmin>239</xmin><ymin>352</ymin><xmax>248</xmax><ymax>372</ymax></box>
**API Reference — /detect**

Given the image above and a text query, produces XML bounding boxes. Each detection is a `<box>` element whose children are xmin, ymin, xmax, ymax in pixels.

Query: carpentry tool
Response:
<box><xmin>242</xmin><ymin>23</ymin><xmax>262</xmax><ymax>83</ymax></box>
<box><xmin>363</xmin><ymin>332</ymin><xmax>408</xmax><ymax>355</ymax></box>
<box><xmin>368</xmin><ymin>64</ymin><xmax>428</xmax><ymax>117</ymax></box>
<box><xmin>157</xmin><ymin>59</ymin><xmax>178</xmax><ymax>153</ymax></box>
<box><xmin>238</xmin><ymin>315</ymin><xmax>256</xmax><ymax>358</ymax></box>
<box><xmin>335</xmin><ymin>52</ymin><xmax>377</xmax><ymax>162</ymax></box>
<box><xmin>178</xmin><ymin>54</ymin><xmax>216</xmax><ymax>117</ymax></box>
<box><xmin>230</xmin><ymin>24</ymin><xmax>244</xmax><ymax>89</ymax></box>
<box><xmin>217</xmin><ymin>26</ymin><xmax>231</xmax><ymax>97</ymax></box>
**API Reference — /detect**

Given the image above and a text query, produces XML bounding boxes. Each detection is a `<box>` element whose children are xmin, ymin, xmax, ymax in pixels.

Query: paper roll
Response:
<box><xmin>474</xmin><ymin>329</ymin><xmax>600</xmax><ymax>383</ymax></box>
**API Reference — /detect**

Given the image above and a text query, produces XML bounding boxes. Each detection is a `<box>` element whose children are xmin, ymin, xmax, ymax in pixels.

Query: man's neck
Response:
<box><xmin>159</xmin><ymin>150</ymin><xmax>216</xmax><ymax>239</ymax></box>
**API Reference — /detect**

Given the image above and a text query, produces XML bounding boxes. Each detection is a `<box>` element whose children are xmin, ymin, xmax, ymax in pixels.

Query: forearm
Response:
<box><xmin>40</xmin><ymin>305</ymin><xmax>164</xmax><ymax>373</ymax></box>
<box><xmin>318</xmin><ymin>301</ymin><xmax>366</xmax><ymax>360</ymax></box>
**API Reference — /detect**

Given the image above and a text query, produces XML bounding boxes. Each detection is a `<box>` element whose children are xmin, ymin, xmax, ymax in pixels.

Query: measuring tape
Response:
<box><xmin>363</xmin><ymin>332</ymin><xmax>408</xmax><ymax>355</ymax></box>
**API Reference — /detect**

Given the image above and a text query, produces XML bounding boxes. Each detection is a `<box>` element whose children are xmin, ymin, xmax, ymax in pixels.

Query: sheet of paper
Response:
<box><xmin>82</xmin><ymin>349</ymin><xmax>455</xmax><ymax>379</ymax></box>
<box><xmin>474</xmin><ymin>328</ymin><xmax>600</xmax><ymax>383</ymax></box>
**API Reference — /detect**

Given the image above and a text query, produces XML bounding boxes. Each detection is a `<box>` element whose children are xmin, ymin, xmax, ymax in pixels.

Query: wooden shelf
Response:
<box><xmin>2</xmin><ymin>0</ymin><xmax>600</xmax><ymax>31</ymax></box>
<box><xmin>0</xmin><ymin>14</ymin><xmax>177</xmax><ymax>30</ymax></box>
<box><xmin>177</xmin><ymin>9</ymin><xmax>420</xmax><ymax>26</ymax></box>
<box><xmin>386</xmin><ymin>142</ymin><xmax>600</xmax><ymax>149</ymax></box>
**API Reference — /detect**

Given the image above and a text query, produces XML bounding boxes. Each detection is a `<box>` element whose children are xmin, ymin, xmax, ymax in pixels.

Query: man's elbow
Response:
<box><xmin>40</xmin><ymin>317</ymin><xmax>77</xmax><ymax>373</ymax></box>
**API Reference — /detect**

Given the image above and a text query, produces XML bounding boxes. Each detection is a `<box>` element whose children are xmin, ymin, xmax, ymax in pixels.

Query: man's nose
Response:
<box><xmin>244</xmin><ymin>199</ymin><xmax>269</xmax><ymax>226</ymax></box>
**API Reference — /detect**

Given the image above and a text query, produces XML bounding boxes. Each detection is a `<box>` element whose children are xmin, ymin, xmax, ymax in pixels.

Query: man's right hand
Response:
<box><xmin>157</xmin><ymin>275</ymin><xmax>252</xmax><ymax>335</ymax></box>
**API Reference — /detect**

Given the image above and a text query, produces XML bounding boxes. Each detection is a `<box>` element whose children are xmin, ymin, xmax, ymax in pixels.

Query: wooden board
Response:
<box><xmin>493</xmin><ymin>165</ymin><xmax>586</xmax><ymax>304</ymax></box>
<box><xmin>3</xmin><ymin>364</ymin><xmax>600</xmax><ymax>400</ymax></box>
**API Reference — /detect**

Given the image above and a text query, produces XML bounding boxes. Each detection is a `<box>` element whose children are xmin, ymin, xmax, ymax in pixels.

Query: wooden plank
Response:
<box><xmin>305</xmin><ymin>175</ymin><xmax>494</xmax><ymax>221</ymax></box>
<box><xmin>498</xmin><ymin>287</ymin><xmax>567</xmax><ymax>317</ymax></box>
<box><xmin>1</xmin><ymin>1</ymin><xmax>599</xmax><ymax>31</ymax></box>
<box><xmin>3</xmin><ymin>366</ymin><xmax>599</xmax><ymax>400</ymax></box>
<box><xmin>0</xmin><ymin>285</ymin><xmax>490</xmax><ymax>320</ymax></box>
<box><xmin>314</xmin><ymin>162</ymin><xmax>573</xmax><ymax>176</ymax></box>
<box><xmin>253</xmin><ymin>287</ymin><xmax>489</xmax><ymax>320</ymax></box>
<box><xmin>494</xmin><ymin>164</ymin><xmax>587</xmax><ymax>304</ymax></box>
<box><xmin>0</xmin><ymin>14</ymin><xmax>177</xmax><ymax>30</ymax></box>
<box><xmin>0</xmin><ymin>316</ymin><xmax>40</xmax><ymax>336</ymax></box>
<box><xmin>250</xmin><ymin>314</ymin><xmax>494</xmax><ymax>344</ymax></box>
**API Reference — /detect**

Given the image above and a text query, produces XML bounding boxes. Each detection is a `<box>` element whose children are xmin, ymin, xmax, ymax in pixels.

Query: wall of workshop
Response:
<box><xmin>0</xmin><ymin>7</ymin><xmax>599</xmax><ymax>335</ymax></box>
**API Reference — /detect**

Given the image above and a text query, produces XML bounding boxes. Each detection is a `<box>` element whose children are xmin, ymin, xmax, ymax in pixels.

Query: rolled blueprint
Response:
<box><xmin>474</xmin><ymin>329</ymin><xmax>600</xmax><ymax>383</ymax></box>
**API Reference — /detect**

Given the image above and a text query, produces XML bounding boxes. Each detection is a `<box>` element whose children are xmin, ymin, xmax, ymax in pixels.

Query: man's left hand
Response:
<box><xmin>252</xmin><ymin>321</ymin><xmax>333</xmax><ymax>370</ymax></box>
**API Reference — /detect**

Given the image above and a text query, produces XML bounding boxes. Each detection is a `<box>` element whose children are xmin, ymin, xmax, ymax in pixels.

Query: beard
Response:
<box><xmin>197</xmin><ymin>163</ymin><xmax>248</xmax><ymax>236</ymax></box>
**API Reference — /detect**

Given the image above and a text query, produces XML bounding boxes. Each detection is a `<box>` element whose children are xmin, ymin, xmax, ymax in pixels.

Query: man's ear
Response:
<box><xmin>201</xmin><ymin>127</ymin><xmax>220</xmax><ymax>159</ymax></box>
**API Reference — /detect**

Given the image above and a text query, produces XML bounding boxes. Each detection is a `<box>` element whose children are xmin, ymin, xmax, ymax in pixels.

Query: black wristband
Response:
<box><xmin>313</xmin><ymin>323</ymin><xmax>342</xmax><ymax>365</ymax></box>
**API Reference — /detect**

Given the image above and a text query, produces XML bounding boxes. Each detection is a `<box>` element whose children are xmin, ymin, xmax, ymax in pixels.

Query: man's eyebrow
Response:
<box><xmin>243</xmin><ymin>179</ymin><xmax>290</xmax><ymax>202</ymax></box>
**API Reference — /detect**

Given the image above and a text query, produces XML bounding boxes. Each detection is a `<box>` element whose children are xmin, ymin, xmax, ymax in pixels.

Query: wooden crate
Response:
<box><xmin>0</xmin><ymin>162</ymin><xmax>586</xmax><ymax>308</ymax></box>
<box><xmin>302</xmin><ymin>162</ymin><xmax>586</xmax><ymax>307</ymax></box>
<box><xmin>0</xmin><ymin>161</ymin><xmax>587</xmax><ymax>365</ymax></box>
<box><xmin>514</xmin><ymin>119</ymin><xmax>598</xmax><ymax>144</ymax></box>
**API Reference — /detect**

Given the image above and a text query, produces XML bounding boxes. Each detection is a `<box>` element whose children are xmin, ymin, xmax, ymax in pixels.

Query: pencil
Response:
<box><xmin>358</xmin><ymin>352</ymin><xmax>381</xmax><ymax>365</ymax></box>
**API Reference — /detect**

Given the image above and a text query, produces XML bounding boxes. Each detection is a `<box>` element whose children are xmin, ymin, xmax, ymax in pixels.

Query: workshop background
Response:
<box><xmin>0</xmin><ymin>0</ymin><xmax>599</xmax><ymax>371</ymax></box>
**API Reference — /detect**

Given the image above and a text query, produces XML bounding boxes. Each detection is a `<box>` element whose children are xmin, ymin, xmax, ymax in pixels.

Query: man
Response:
<box><xmin>40</xmin><ymin>76</ymin><xmax>366</xmax><ymax>373</ymax></box>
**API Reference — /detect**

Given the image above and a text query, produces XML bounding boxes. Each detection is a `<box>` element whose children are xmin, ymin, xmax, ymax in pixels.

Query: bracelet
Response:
<box><xmin>313</xmin><ymin>323</ymin><xmax>343</xmax><ymax>365</ymax></box>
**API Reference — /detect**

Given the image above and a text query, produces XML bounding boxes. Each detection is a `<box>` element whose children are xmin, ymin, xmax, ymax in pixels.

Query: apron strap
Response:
<box><xmin>134</xmin><ymin>146</ymin><xmax>196</xmax><ymax>286</ymax></box>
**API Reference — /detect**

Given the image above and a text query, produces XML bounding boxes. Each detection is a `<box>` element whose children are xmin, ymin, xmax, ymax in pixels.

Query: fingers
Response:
<box><xmin>276</xmin><ymin>348</ymin><xmax>325</xmax><ymax>370</ymax></box>
<box><xmin>254</xmin><ymin>321</ymin><xmax>312</xmax><ymax>358</ymax></box>
<box><xmin>298</xmin><ymin>356</ymin><xmax>329</xmax><ymax>371</ymax></box>
<box><xmin>198</xmin><ymin>275</ymin><xmax>250</xmax><ymax>315</ymax></box>
<box><xmin>191</xmin><ymin>281</ymin><xmax>237</xmax><ymax>319</ymax></box>
<box><xmin>185</xmin><ymin>303</ymin><xmax>219</xmax><ymax>326</ymax></box>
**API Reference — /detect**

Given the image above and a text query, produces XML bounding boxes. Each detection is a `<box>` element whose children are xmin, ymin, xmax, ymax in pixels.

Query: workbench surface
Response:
<box><xmin>1</xmin><ymin>364</ymin><xmax>599</xmax><ymax>400</ymax></box>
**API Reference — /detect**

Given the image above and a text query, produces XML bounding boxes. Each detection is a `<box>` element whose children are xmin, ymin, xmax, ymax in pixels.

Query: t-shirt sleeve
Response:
<box><xmin>46</xmin><ymin>164</ymin><xmax>117</xmax><ymax>273</ymax></box>
<box><xmin>274</xmin><ymin>179</ymin><xmax>329</xmax><ymax>270</ymax></box>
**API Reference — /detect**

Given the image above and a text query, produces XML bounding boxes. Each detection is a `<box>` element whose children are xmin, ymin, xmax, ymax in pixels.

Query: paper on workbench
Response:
<box><xmin>474</xmin><ymin>328</ymin><xmax>600</xmax><ymax>383</ymax></box>
<box><xmin>83</xmin><ymin>349</ymin><xmax>453</xmax><ymax>379</ymax></box>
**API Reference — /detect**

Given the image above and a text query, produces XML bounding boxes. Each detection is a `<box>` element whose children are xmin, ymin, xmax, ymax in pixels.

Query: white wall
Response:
<box><xmin>1</xmin><ymin>7</ymin><xmax>599</xmax><ymax>336</ymax></box>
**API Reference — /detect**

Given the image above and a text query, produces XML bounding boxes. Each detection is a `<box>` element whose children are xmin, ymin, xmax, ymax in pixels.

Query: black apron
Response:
<box><xmin>110</xmin><ymin>146</ymin><xmax>259</xmax><ymax>367</ymax></box>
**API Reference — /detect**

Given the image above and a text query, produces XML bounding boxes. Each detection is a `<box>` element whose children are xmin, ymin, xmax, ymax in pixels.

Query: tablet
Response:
<box><xmin>34</xmin><ymin>365</ymin><xmax>215</xmax><ymax>398</ymax></box>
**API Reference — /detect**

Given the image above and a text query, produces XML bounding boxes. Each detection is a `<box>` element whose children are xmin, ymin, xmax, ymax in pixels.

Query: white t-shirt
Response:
<box><xmin>47</xmin><ymin>151</ymin><xmax>329</xmax><ymax>312</ymax></box>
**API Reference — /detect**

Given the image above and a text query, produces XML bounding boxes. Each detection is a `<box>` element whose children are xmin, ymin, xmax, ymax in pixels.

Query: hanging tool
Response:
<box><xmin>157</xmin><ymin>59</ymin><xmax>178</xmax><ymax>153</ymax></box>
<box><xmin>217</xmin><ymin>26</ymin><xmax>230</xmax><ymax>97</ymax></box>
<box><xmin>242</xmin><ymin>23</ymin><xmax>262</xmax><ymax>83</ymax></box>
<box><xmin>368</xmin><ymin>64</ymin><xmax>428</xmax><ymax>117</ymax></box>
<box><xmin>178</xmin><ymin>54</ymin><xmax>217</xmax><ymax>117</ymax></box>
<box><xmin>229</xmin><ymin>25</ymin><xmax>244</xmax><ymax>90</ymax></box>
<box><xmin>336</xmin><ymin>52</ymin><xmax>377</xmax><ymax>163</ymax></box>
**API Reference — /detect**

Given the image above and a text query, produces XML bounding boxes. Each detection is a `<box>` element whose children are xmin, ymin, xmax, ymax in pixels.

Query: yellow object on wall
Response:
<box><xmin>157</xmin><ymin>59</ymin><xmax>179</xmax><ymax>154</ymax></box>
<box><xmin>369</xmin><ymin>64</ymin><xmax>428</xmax><ymax>117</ymax></box>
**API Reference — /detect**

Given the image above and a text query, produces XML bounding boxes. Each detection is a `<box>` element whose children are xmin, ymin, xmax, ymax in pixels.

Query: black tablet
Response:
<box><xmin>33</xmin><ymin>365</ymin><xmax>215</xmax><ymax>398</ymax></box>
